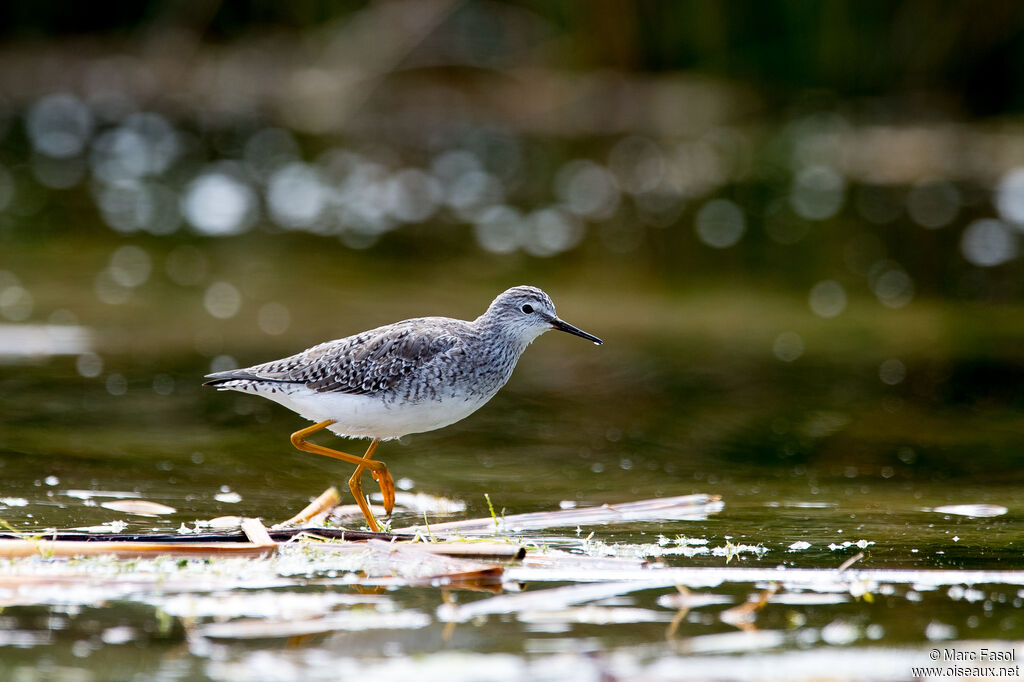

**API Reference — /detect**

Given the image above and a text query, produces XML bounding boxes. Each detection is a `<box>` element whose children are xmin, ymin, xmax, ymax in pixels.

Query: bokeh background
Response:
<box><xmin>3</xmin><ymin>2</ymin><xmax>1024</xmax><ymax>679</ymax></box>
<box><xmin>8</xmin><ymin>2</ymin><xmax>1024</xmax><ymax>481</ymax></box>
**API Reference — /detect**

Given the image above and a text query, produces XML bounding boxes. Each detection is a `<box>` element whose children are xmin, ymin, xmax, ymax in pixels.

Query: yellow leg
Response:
<box><xmin>348</xmin><ymin>438</ymin><xmax>382</xmax><ymax>529</ymax></box>
<box><xmin>289</xmin><ymin>420</ymin><xmax>395</xmax><ymax>532</ymax></box>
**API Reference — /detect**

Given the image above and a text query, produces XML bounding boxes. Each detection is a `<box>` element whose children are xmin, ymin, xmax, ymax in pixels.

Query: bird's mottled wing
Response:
<box><xmin>208</xmin><ymin>320</ymin><xmax>462</xmax><ymax>396</ymax></box>
<box><xmin>305</xmin><ymin>323</ymin><xmax>461</xmax><ymax>395</ymax></box>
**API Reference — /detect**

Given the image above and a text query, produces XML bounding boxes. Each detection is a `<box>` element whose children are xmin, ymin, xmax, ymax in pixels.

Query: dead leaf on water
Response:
<box><xmin>100</xmin><ymin>500</ymin><xmax>177</xmax><ymax>516</ymax></box>
<box><xmin>928</xmin><ymin>504</ymin><xmax>1007</xmax><ymax>518</ymax></box>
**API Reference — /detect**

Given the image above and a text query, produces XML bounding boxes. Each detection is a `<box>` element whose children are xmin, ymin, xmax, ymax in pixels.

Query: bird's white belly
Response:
<box><xmin>243</xmin><ymin>385</ymin><xmax>491</xmax><ymax>440</ymax></box>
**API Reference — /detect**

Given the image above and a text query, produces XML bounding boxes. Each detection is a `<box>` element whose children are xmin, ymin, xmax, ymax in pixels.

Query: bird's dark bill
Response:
<box><xmin>551</xmin><ymin>318</ymin><xmax>603</xmax><ymax>345</ymax></box>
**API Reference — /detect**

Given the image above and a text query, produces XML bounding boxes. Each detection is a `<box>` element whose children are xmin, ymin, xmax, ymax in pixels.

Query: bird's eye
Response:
<box><xmin>521</xmin><ymin>304</ymin><xmax>534</xmax><ymax>314</ymax></box>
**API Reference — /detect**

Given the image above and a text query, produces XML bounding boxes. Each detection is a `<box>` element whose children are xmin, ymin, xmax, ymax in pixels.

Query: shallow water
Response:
<box><xmin>0</xmin><ymin>239</ymin><xmax>1022</xmax><ymax>680</ymax></box>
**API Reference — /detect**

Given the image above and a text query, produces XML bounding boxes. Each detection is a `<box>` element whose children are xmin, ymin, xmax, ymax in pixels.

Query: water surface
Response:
<box><xmin>1</xmin><ymin>247</ymin><xmax>1021</xmax><ymax>680</ymax></box>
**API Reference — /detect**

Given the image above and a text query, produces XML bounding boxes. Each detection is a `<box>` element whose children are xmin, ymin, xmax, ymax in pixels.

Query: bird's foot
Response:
<box><xmin>371</xmin><ymin>465</ymin><xmax>396</xmax><ymax>516</ymax></box>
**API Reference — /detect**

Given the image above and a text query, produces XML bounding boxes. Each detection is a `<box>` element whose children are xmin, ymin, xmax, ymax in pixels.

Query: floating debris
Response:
<box><xmin>71</xmin><ymin>521</ymin><xmax>129</xmax><ymax>533</ymax></box>
<box><xmin>2</xmin><ymin>486</ymin><xmax>1022</xmax><ymax>677</ymax></box>
<box><xmin>928</xmin><ymin>504</ymin><xmax>1008</xmax><ymax>518</ymax></box>
<box><xmin>0</xmin><ymin>535</ymin><xmax>277</xmax><ymax>560</ymax></box>
<box><xmin>203</xmin><ymin>516</ymin><xmax>245</xmax><ymax>529</ymax></box>
<box><xmin>522</xmin><ymin>550</ymin><xmax>649</xmax><ymax>572</ymax></box>
<box><xmin>396</xmin><ymin>493</ymin><xmax>724</xmax><ymax>535</ymax></box>
<box><xmin>64</xmin><ymin>489</ymin><xmax>142</xmax><ymax>500</ymax></box>
<box><xmin>711</xmin><ymin>542</ymin><xmax>769</xmax><ymax>560</ymax></box>
<box><xmin>827</xmin><ymin>540</ymin><xmax>874</xmax><ymax>551</ymax></box>
<box><xmin>576</xmin><ymin>537</ymin><xmax>711</xmax><ymax>559</ymax></box>
<box><xmin>0</xmin><ymin>517</ymin><xmax>276</xmax><ymax>559</ymax></box>
<box><xmin>837</xmin><ymin>552</ymin><xmax>865</xmax><ymax>572</ymax></box>
<box><xmin>100</xmin><ymin>500</ymin><xmax>177</xmax><ymax>516</ymax></box>
<box><xmin>370</xmin><ymin>491</ymin><xmax>467</xmax><ymax>515</ymax></box>
<box><xmin>765</xmin><ymin>501</ymin><xmax>836</xmax><ymax>509</ymax></box>
<box><xmin>274</xmin><ymin>486</ymin><xmax>341</xmax><ymax>528</ymax></box>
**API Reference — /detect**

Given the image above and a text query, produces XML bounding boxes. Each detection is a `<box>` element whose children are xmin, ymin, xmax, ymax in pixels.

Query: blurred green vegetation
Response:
<box><xmin>4</xmin><ymin>1</ymin><xmax>1024</xmax><ymax>115</ymax></box>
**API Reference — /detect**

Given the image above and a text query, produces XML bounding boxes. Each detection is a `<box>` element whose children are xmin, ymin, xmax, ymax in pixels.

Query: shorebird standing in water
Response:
<box><xmin>204</xmin><ymin>286</ymin><xmax>603</xmax><ymax>531</ymax></box>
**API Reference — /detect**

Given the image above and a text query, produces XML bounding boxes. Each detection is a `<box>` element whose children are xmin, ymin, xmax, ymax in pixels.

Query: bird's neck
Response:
<box><xmin>473</xmin><ymin>314</ymin><xmax>532</xmax><ymax>356</ymax></box>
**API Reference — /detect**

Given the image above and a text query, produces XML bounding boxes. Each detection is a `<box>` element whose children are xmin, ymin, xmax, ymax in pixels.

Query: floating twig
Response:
<box><xmin>273</xmin><ymin>487</ymin><xmax>341</xmax><ymax>528</ymax></box>
<box><xmin>837</xmin><ymin>551</ymin><xmax>865</xmax><ymax>572</ymax></box>
<box><xmin>240</xmin><ymin>518</ymin><xmax>276</xmax><ymax>548</ymax></box>
<box><xmin>394</xmin><ymin>493</ymin><xmax>723</xmax><ymax>535</ymax></box>
<box><xmin>0</xmin><ymin>538</ymin><xmax>277</xmax><ymax>559</ymax></box>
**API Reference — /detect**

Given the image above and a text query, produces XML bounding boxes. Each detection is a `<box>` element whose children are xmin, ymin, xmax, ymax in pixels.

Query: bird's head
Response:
<box><xmin>483</xmin><ymin>285</ymin><xmax>603</xmax><ymax>347</ymax></box>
